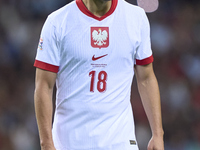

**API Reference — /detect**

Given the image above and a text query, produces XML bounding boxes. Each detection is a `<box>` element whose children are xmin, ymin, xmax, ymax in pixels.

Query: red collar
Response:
<box><xmin>76</xmin><ymin>0</ymin><xmax>118</xmax><ymax>21</ymax></box>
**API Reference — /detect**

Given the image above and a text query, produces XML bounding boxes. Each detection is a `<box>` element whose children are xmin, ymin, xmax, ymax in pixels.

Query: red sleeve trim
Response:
<box><xmin>34</xmin><ymin>60</ymin><xmax>59</xmax><ymax>73</ymax></box>
<box><xmin>136</xmin><ymin>55</ymin><xmax>154</xmax><ymax>65</ymax></box>
<box><xmin>76</xmin><ymin>0</ymin><xmax>118</xmax><ymax>21</ymax></box>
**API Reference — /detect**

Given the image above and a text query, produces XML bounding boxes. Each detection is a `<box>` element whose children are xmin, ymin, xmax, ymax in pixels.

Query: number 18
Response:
<box><xmin>89</xmin><ymin>71</ymin><xmax>107</xmax><ymax>93</ymax></box>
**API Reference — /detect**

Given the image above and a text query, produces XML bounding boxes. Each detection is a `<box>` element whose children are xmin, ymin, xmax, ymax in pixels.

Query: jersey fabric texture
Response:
<box><xmin>34</xmin><ymin>0</ymin><xmax>153</xmax><ymax>149</ymax></box>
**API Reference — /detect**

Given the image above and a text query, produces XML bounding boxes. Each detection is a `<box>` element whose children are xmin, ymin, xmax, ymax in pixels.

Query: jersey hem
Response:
<box><xmin>136</xmin><ymin>55</ymin><xmax>154</xmax><ymax>65</ymax></box>
<box><xmin>34</xmin><ymin>60</ymin><xmax>59</xmax><ymax>73</ymax></box>
<box><xmin>76</xmin><ymin>0</ymin><xmax>118</xmax><ymax>21</ymax></box>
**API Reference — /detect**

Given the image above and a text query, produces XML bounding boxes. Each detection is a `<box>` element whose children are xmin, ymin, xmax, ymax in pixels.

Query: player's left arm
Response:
<box><xmin>134</xmin><ymin>63</ymin><xmax>164</xmax><ymax>150</ymax></box>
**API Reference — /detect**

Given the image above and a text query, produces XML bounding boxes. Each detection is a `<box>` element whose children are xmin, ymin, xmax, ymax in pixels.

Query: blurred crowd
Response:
<box><xmin>0</xmin><ymin>0</ymin><xmax>200</xmax><ymax>150</ymax></box>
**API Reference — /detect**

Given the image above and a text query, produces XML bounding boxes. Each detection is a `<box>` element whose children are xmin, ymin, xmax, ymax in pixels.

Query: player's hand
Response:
<box><xmin>147</xmin><ymin>135</ymin><xmax>164</xmax><ymax>150</ymax></box>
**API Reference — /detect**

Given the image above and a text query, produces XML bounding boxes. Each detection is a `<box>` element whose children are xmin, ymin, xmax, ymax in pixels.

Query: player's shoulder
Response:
<box><xmin>120</xmin><ymin>0</ymin><xmax>145</xmax><ymax>16</ymax></box>
<box><xmin>47</xmin><ymin>1</ymin><xmax>77</xmax><ymax>25</ymax></box>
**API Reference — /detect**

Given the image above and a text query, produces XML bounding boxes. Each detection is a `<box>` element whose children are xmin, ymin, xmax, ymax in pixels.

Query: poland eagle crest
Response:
<box><xmin>91</xmin><ymin>27</ymin><xmax>109</xmax><ymax>48</ymax></box>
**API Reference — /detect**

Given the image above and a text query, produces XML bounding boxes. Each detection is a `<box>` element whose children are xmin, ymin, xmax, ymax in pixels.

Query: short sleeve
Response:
<box><xmin>34</xmin><ymin>16</ymin><xmax>60</xmax><ymax>73</ymax></box>
<box><xmin>135</xmin><ymin>10</ymin><xmax>153</xmax><ymax>65</ymax></box>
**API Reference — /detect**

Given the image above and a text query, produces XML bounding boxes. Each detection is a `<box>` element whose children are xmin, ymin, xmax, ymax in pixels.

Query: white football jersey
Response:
<box><xmin>34</xmin><ymin>0</ymin><xmax>153</xmax><ymax>149</ymax></box>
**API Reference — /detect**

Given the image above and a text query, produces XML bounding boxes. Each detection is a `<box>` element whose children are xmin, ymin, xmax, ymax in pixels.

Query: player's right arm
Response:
<box><xmin>34</xmin><ymin>68</ymin><xmax>57</xmax><ymax>150</ymax></box>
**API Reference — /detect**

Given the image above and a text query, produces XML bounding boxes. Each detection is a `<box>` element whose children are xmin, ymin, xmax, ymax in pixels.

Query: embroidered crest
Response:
<box><xmin>91</xmin><ymin>27</ymin><xmax>109</xmax><ymax>49</ymax></box>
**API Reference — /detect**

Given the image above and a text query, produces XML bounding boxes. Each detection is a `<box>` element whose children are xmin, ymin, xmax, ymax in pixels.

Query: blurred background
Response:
<box><xmin>0</xmin><ymin>0</ymin><xmax>200</xmax><ymax>149</ymax></box>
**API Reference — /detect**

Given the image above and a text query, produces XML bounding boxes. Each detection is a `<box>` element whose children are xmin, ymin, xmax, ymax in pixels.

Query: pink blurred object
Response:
<box><xmin>137</xmin><ymin>0</ymin><xmax>159</xmax><ymax>13</ymax></box>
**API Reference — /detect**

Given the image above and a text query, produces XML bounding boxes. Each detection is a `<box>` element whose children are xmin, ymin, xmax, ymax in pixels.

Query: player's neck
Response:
<box><xmin>82</xmin><ymin>0</ymin><xmax>112</xmax><ymax>17</ymax></box>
